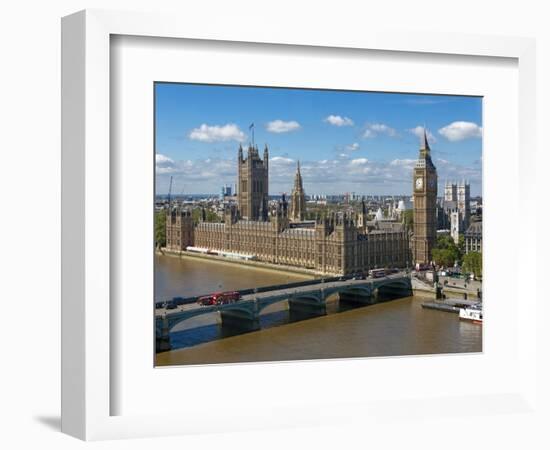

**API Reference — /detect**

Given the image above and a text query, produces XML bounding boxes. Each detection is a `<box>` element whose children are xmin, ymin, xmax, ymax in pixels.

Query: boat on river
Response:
<box><xmin>459</xmin><ymin>303</ymin><xmax>483</xmax><ymax>324</ymax></box>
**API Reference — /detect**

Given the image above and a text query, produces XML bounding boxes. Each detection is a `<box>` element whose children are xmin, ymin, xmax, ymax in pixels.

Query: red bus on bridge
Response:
<box><xmin>197</xmin><ymin>291</ymin><xmax>241</xmax><ymax>306</ymax></box>
<box><xmin>368</xmin><ymin>268</ymin><xmax>387</xmax><ymax>278</ymax></box>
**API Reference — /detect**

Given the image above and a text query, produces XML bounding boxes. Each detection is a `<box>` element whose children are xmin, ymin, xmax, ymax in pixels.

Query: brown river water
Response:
<box><xmin>154</xmin><ymin>254</ymin><xmax>482</xmax><ymax>366</ymax></box>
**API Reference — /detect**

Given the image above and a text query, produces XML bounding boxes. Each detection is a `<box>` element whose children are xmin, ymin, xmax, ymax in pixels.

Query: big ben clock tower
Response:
<box><xmin>412</xmin><ymin>129</ymin><xmax>438</xmax><ymax>265</ymax></box>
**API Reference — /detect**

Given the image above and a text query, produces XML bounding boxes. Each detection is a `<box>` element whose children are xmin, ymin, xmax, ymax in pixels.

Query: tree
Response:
<box><xmin>432</xmin><ymin>248</ymin><xmax>456</xmax><ymax>267</ymax></box>
<box><xmin>458</xmin><ymin>234</ymin><xmax>465</xmax><ymax>255</ymax></box>
<box><xmin>432</xmin><ymin>234</ymin><xmax>461</xmax><ymax>267</ymax></box>
<box><xmin>155</xmin><ymin>211</ymin><xmax>166</xmax><ymax>248</ymax></box>
<box><xmin>192</xmin><ymin>207</ymin><xmax>221</xmax><ymax>224</ymax></box>
<box><xmin>206</xmin><ymin>210</ymin><xmax>221</xmax><ymax>222</ymax></box>
<box><xmin>402</xmin><ymin>209</ymin><xmax>413</xmax><ymax>229</ymax></box>
<box><xmin>463</xmin><ymin>251</ymin><xmax>482</xmax><ymax>279</ymax></box>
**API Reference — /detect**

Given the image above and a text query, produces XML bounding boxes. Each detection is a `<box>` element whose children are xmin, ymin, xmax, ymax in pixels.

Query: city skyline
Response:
<box><xmin>155</xmin><ymin>83</ymin><xmax>483</xmax><ymax>196</ymax></box>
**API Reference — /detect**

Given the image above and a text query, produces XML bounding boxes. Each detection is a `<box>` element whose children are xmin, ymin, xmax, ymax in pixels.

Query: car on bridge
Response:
<box><xmin>197</xmin><ymin>291</ymin><xmax>241</xmax><ymax>306</ymax></box>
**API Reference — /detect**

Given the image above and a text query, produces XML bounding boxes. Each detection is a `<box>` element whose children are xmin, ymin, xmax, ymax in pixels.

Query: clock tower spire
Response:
<box><xmin>412</xmin><ymin>128</ymin><xmax>438</xmax><ymax>265</ymax></box>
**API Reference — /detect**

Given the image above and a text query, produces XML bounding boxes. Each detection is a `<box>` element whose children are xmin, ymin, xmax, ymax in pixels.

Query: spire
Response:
<box><xmin>420</xmin><ymin>127</ymin><xmax>430</xmax><ymax>151</ymax></box>
<box><xmin>294</xmin><ymin>160</ymin><xmax>303</xmax><ymax>190</ymax></box>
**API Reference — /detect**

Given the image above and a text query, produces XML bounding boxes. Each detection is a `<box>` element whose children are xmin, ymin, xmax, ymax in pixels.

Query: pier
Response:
<box><xmin>421</xmin><ymin>298</ymin><xmax>481</xmax><ymax>314</ymax></box>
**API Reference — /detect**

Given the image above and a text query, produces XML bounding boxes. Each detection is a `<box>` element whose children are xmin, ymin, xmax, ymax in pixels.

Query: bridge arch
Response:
<box><xmin>167</xmin><ymin>310</ymin><xmax>220</xmax><ymax>333</ymax></box>
<box><xmin>337</xmin><ymin>285</ymin><xmax>373</xmax><ymax>298</ymax></box>
<box><xmin>374</xmin><ymin>278</ymin><xmax>413</xmax><ymax>299</ymax></box>
<box><xmin>157</xmin><ymin>303</ymin><xmax>260</xmax><ymax>336</ymax></box>
<box><xmin>257</xmin><ymin>291</ymin><xmax>325</xmax><ymax>314</ymax></box>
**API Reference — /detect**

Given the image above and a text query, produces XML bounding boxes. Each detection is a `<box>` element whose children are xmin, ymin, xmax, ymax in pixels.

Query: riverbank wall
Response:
<box><xmin>158</xmin><ymin>248</ymin><xmax>318</xmax><ymax>278</ymax></box>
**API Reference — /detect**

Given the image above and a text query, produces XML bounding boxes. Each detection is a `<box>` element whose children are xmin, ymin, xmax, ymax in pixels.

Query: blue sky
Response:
<box><xmin>155</xmin><ymin>83</ymin><xmax>482</xmax><ymax>196</ymax></box>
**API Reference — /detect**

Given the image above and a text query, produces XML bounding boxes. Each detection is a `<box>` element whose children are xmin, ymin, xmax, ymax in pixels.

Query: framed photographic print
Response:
<box><xmin>62</xmin><ymin>9</ymin><xmax>538</xmax><ymax>441</ymax></box>
<box><xmin>153</xmin><ymin>82</ymin><xmax>483</xmax><ymax>368</ymax></box>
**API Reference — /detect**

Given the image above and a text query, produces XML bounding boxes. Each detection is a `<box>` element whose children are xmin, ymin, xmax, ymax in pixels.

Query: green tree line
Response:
<box><xmin>155</xmin><ymin>211</ymin><xmax>166</xmax><ymax>248</ymax></box>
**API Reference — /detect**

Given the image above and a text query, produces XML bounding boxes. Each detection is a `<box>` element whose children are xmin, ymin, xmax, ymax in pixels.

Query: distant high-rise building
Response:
<box><xmin>412</xmin><ymin>129</ymin><xmax>438</xmax><ymax>264</ymax></box>
<box><xmin>237</xmin><ymin>144</ymin><xmax>269</xmax><ymax>220</ymax></box>
<box><xmin>220</xmin><ymin>184</ymin><xmax>232</xmax><ymax>199</ymax></box>
<box><xmin>290</xmin><ymin>161</ymin><xmax>306</xmax><ymax>222</ymax></box>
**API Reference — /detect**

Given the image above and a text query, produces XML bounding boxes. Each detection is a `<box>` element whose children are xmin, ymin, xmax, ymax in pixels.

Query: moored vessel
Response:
<box><xmin>459</xmin><ymin>304</ymin><xmax>483</xmax><ymax>323</ymax></box>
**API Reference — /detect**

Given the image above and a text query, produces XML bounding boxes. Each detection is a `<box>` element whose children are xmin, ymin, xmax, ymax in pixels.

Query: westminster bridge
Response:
<box><xmin>155</xmin><ymin>272</ymin><xmax>413</xmax><ymax>351</ymax></box>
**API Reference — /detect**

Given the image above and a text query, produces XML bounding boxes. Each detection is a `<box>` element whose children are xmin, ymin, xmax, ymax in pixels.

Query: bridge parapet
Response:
<box><xmin>155</xmin><ymin>275</ymin><xmax>413</xmax><ymax>351</ymax></box>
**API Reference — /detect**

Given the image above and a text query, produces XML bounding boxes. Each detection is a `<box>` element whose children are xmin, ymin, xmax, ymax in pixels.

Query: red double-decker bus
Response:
<box><xmin>197</xmin><ymin>291</ymin><xmax>241</xmax><ymax>306</ymax></box>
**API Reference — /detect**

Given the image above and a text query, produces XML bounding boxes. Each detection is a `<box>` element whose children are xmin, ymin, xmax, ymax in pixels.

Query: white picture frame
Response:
<box><xmin>61</xmin><ymin>9</ymin><xmax>538</xmax><ymax>441</ymax></box>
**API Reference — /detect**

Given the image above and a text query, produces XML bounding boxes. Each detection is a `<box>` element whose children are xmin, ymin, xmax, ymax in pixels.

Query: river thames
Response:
<box><xmin>155</xmin><ymin>254</ymin><xmax>482</xmax><ymax>366</ymax></box>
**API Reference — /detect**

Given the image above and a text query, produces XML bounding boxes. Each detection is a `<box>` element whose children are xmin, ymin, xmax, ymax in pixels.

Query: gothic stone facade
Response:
<box><xmin>442</xmin><ymin>180</ymin><xmax>471</xmax><ymax>244</ymax></box>
<box><xmin>289</xmin><ymin>161</ymin><xmax>306</xmax><ymax>222</ymax></box>
<box><xmin>191</xmin><ymin>211</ymin><xmax>410</xmax><ymax>276</ymax></box>
<box><xmin>464</xmin><ymin>220</ymin><xmax>482</xmax><ymax>254</ymax></box>
<box><xmin>165</xmin><ymin>144</ymin><xmax>411</xmax><ymax>275</ymax></box>
<box><xmin>412</xmin><ymin>130</ymin><xmax>438</xmax><ymax>264</ymax></box>
<box><xmin>165</xmin><ymin>208</ymin><xmax>194</xmax><ymax>251</ymax></box>
<box><xmin>237</xmin><ymin>144</ymin><xmax>269</xmax><ymax>221</ymax></box>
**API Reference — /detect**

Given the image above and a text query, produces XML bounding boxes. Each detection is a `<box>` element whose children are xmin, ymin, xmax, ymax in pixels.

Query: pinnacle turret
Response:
<box><xmin>293</xmin><ymin>160</ymin><xmax>303</xmax><ymax>190</ymax></box>
<box><xmin>420</xmin><ymin>127</ymin><xmax>430</xmax><ymax>152</ymax></box>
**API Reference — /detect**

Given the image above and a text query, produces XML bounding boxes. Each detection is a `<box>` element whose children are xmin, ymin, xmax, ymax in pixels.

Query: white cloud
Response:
<box><xmin>363</xmin><ymin>123</ymin><xmax>397</xmax><ymax>138</ymax></box>
<box><xmin>438</xmin><ymin>121</ymin><xmax>482</xmax><ymax>142</ymax></box>
<box><xmin>390</xmin><ymin>158</ymin><xmax>416</xmax><ymax>167</ymax></box>
<box><xmin>155</xmin><ymin>152</ymin><xmax>481</xmax><ymax>196</ymax></box>
<box><xmin>156</xmin><ymin>167</ymin><xmax>177</xmax><ymax>175</ymax></box>
<box><xmin>188</xmin><ymin>123</ymin><xmax>246</xmax><ymax>142</ymax></box>
<box><xmin>155</xmin><ymin>153</ymin><xmax>177</xmax><ymax>174</ymax></box>
<box><xmin>324</xmin><ymin>115</ymin><xmax>354</xmax><ymax>127</ymax></box>
<box><xmin>346</xmin><ymin>142</ymin><xmax>360</xmax><ymax>152</ymax></box>
<box><xmin>409</xmin><ymin>126</ymin><xmax>437</xmax><ymax>144</ymax></box>
<box><xmin>270</xmin><ymin>156</ymin><xmax>295</xmax><ymax>165</ymax></box>
<box><xmin>266</xmin><ymin>120</ymin><xmax>301</xmax><ymax>133</ymax></box>
<box><xmin>363</xmin><ymin>129</ymin><xmax>374</xmax><ymax>138</ymax></box>
<box><xmin>156</xmin><ymin>154</ymin><xmax>174</xmax><ymax>164</ymax></box>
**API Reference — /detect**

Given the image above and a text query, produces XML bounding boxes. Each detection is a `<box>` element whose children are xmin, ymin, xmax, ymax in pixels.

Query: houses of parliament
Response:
<box><xmin>165</xmin><ymin>131</ymin><xmax>437</xmax><ymax>275</ymax></box>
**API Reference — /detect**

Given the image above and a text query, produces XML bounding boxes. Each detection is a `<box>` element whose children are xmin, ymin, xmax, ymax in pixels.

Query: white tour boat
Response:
<box><xmin>459</xmin><ymin>304</ymin><xmax>483</xmax><ymax>324</ymax></box>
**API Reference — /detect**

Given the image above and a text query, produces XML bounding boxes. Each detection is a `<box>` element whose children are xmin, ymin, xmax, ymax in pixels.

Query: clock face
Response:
<box><xmin>415</xmin><ymin>177</ymin><xmax>423</xmax><ymax>189</ymax></box>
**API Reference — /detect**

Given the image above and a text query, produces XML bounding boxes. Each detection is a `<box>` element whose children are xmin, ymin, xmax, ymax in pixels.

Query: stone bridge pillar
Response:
<box><xmin>288</xmin><ymin>290</ymin><xmax>326</xmax><ymax>320</ymax></box>
<box><xmin>338</xmin><ymin>287</ymin><xmax>374</xmax><ymax>305</ymax></box>
<box><xmin>156</xmin><ymin>316</ymin><xmax>172</xmax><ymax>352</ymax></box>
<box><xmin>220</xmin><ymin>304</ymin><xmax>260</xmax><ymax>332</ymax></box>
<box><xmin>376</xmin><ymin>280</ymin><xmax>413</xmax><ymax>301</ymax></box>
